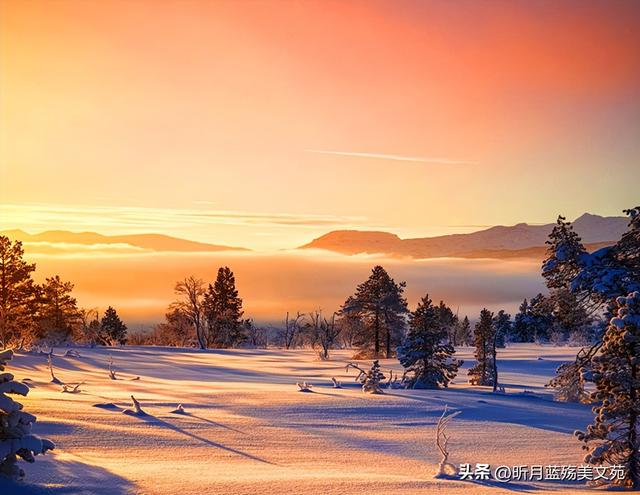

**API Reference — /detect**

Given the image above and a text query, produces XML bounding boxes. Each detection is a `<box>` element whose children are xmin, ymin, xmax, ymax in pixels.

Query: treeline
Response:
<box><xmin>136</xmin><ymin>262</ymin><xmax>474</xmax><ymax>354</ymax></box>
<box><xmin>0</xmin><ymin>236</ymin><xmax>128</xmax><ymax>348</ymax></box>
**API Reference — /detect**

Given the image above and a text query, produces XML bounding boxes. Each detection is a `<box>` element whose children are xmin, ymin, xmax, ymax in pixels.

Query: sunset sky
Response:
<box><xmin>2</xmin><ymin>0</ymin><xmax>639</xmax><ymax>251</ymax></box>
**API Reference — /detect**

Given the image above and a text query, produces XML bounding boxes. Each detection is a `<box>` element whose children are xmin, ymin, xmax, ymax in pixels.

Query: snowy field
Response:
<box><xmin>3</xmin><ymin>345</ymin><xmax>597</xmax><ymax>495</ymax></box>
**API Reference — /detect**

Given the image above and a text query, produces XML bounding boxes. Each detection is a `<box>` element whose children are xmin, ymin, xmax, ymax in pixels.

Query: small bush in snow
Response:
<box><xmin>346</xmin><ymin>361</ymin><xmax>385</xmax><ymax>394</ymax></box>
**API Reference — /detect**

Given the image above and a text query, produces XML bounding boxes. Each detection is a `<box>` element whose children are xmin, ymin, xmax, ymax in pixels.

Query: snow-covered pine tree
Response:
<box><xmin>0</xmin><ymin>349</ymin><xmax>54</xmax><ymax>480</ymax></box>
<box><xmin>512</xmin><ymin>299</ymin><xmax>531</xmax><ymax>342</ymax></box>
<box><xmin>572</xmin><ymin>207</ymin><xmax>640</xmax><ymax>310</ymax></box>
<box><xmin>541</xmin><ymin>218</ymin><xmax>591</xmax><ymax>343</ymax></box>
<box><xmin>493</xmin><ymin>310</ymin><xmax>511</xmax><ymax>348</ymax></box>
<box><xmin>575</xmin><ymin>292</ymin><xmax>640</xmax><ymax>489</ymax></box>
<box><xmin>546</xmin><ymin>208</ymin><xmax>639</xmax><ymax>406</ymax></box>
<box><xmin>542</xmin><ymin>215</ymin><xmax>587</xmax><ymax>291</ymax></box>
<box><xmin>546</xmin><ymin>347</ymin><xmax>591</xmax><ymax>403</ymax></box>
<box><xmin>468</xmin><ymin>309</ymin><xmax>497</xmax><ymax>386</ymax></box>
<box><xmin>455</xmin><ymin>316</ymin><xmax>472</xmax><ymax>346</ymax></box>
<box><xmin>550</xmin><ymin>288</ymin><xmax>591</xmax><ymax>344</ymax></box>
<box><xmin>434</xmin><ymin>301</ymin><xmax>455</xmax><ymax>346</ymax></box>
<box><xmin>398</xmin><ymin>295</ymin><xmax>461</xmax><ymax>389</ymax></box>
<box><xmin>346</xmin><ymin>360</ymin><xmax>386</xmax><ymax>394</ymax></box>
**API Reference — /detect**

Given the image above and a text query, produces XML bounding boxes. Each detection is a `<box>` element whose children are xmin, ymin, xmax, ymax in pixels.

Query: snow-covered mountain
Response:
<box><xmin>299</xmin><ymin>213</ymin><xmax>629</xmax><ymax>259</ymax></box>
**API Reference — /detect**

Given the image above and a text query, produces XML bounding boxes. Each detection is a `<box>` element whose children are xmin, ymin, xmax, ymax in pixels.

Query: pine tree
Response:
<box><xmin>542</xmin><ymin>216</ymin><xmax>587</xmax><ymax>291</ymax></box>
<box><xmin>340</xmin><ymin>266</ymin><xmax>408</xmax><ymax>358</ymax></box>
<box><xmin>529</xmin><ymin>294</ymin><xmax>554</xmax><ymax>342</ymax></box>
<box><xmin>541</xmin><ymin>218</ymin><xmax>591</xmax><ymax>343</ymax></box>
<box><xmin>434</xmin><ymin>301</ymin><xmax>456</xmax><ymax>345</ymax></box>
<box><xmin>546</xmin><ymin>349</ymin><xmax>591</xmax><ymax>404</ymax></box>
<box><xmin>347</xmin><ymin>360</ymin><xmax>386</xmax><ymax>394</ymax></box>
<box><xmin>468</xmin><ymin>309</ymin><xmax>497</xmax><ymax>386</ymax></box>
<box><xmin>0</xmin><ymin>237</ymin><xmax>38</xmax><ymax>348</ymax></box>
<box><xmin>575</xmin><ymin>292</ymin><xmax>640</xmax><ymax>489</ymax></box>
<box><xmin>546</xmin><ymin>208</ymin><xmax>639</xmax><ymax>408</ymax></box>
<box><xmin>550</xmin><ymin>288</ymin><xmax>591</xmax><ymax>344</ymax></box>
<box><xmin>571</xmin><ymin>207</ymin><xmax>640</xmax><ymax>310</ymax></box>
<box><xmin>512</xmin><ymin>295</ymin><xmax>553</xmax><ymax>343</ymax></box>
<box><xmin>512</xmin><ymin>299</ymin><xmax>531</xmax><ymax>342</ymax></box>
<box><xmin>398</xmin><ymin>295</ymin><xmax>461</xmax><ymax>389</ymax></box>
<box><xmin>493</xmin><ymin>310</ymin><xmax>511</xmax><ymax>348</ymax></box>
<box><xmin>99</xmin><ymin>307</ymin><xmax>128</xmax><ymax>345</ymax></box>
<box><xmin>455</xmin><ymin>316</ymin><xmax>472</xmax><ymax>346</ymax></box>
<box><xmin>203</xmin><ymin>267</ymin><xmax>245</xmax><ymax>348</ymax></box>
<box><xmin>0</xmin><ymin>349</ymin><xmax>55</xmax><ymax>480</ymax></box>
<box><xmin>36</xmin><ymin>276</ymin><xmax>80</xmax><ymax>343</ymax></box>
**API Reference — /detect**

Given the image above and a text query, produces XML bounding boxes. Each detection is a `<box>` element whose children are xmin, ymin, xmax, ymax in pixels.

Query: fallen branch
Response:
<box><xmin>61</xmin><ymin>382</ymin><xmax>83</xmax><ymax>394</ymax></box>
<box><xmin>297</xmin><ymin>381</ymin><xmax>313</xmax><ymax>392</ymax></box>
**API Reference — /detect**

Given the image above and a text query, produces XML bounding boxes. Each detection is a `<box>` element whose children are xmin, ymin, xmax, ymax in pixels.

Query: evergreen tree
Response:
<box><xmin>203</xmin><ymin>267</ymin><xmax>245</xmax><ymax>348</ymax></box>
<box><xmin>455</xmin><ymin>316</ymin><xmax>472</xmax><ymax>346</ymax></box>
<box><xmin>347</xmin><ymin>360</ymin><xmax>386</xmax><ymax>394</ymax></box>
<box><xmin>493</xmin><ymin>310</ymin><xmax>511</xmax><ymax>348</ymax></box>
<box><xmin>468</xmin><ymin>308</ymin><xmax>497</xmax><ymax>386</ymax></box>
<box><xmin>512</xmin><ymin>299</ymin><xmax>531</xmax><ymax>342</ymax></box>
<box><xmin>546</xmin><ymin>349</ymin><xmax>591</xmax><ymax>403</ymax></box>
<box><xmin>570</xmin><ymin>207</ymin><xmax>640</xmax><ymax>310</ymax></box>
<box><xmin>98</xmin><ymin>306</ymin><xmax>128</xmax><ymax>345</ymax></box>
<box><xmin>340</xmin><ymin>265</ymin><xmax>408</xmax><ymax>358</ymax></box>
<box><xmin>550</xmin><ymin>288</ymin><xmax>591</xmax><ymax>343</ymax></box>
<box><xmin>575</xmin><ymin>292</ymin><xmax>640</xmax><ymax>489</ymax></box>
<box><xmin>544</xmin><ymin>209</ymin><xmax>640</xmax><ymax>401</ymax></box>
<box><xmin>434</xmin><ymin>300</ymin><xmax>456</xmax><ymax>345</ymax></box>
<box><xmin>512</xmin><ymin>295</ymin><xmax>553</xmax><ymax>343</ymax></box>
<box><xmin>0</xmin><ymin>348</ymin><xmax>55</xmax><ymax>480</ymax></box>
<box><xmin>398</xmin><ymin>295</ymin><xmax>461</xmax><ymax>389</ymax></box>
<box><xmin>542</xmin><ymin>216</ymin><xmax>587</xmax><ymax>291</ymax></box>
<box><xmin>0</xmin><ymin>237</ymin><xmax>37</xmax><ymax>348</ymax></box>
<box><xmin>36</xmin><ymin>276</ymin><xmax>80</xmax><ymax>343</ymax></box>
<box><xmin>529</xmin><ymin>294</ymin><xmax>554</xmax><ymax>342</ymax></box>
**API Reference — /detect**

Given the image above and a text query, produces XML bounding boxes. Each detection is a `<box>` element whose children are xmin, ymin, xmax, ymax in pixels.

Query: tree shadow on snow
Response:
<box><xmin>462</xmin><ymin>477</ymin><xmax>536</xmax><ymax>493</ymax></box>
<box><xmin>185</xmin><ymin>412</ymin><xmax>246</xmax><ymax>434</ymax></box>
<box><xmin>462</xmin><ymin>476</ymin><xmax>591</xmax><ymax>493</ymax></box>
<box><xmin>127</xmin><ymin>413</ymin><xmax>274</xmax><ymax>465</ymax></box>
<box><xmin>384</xmin><ymin>389</ymin><xmax>593</xmax><ymax>434</ymax></box>
<box><xmin>0</xmin><ymin>452</ymin><xmax>136</xmax><ymax>495</ymax></box>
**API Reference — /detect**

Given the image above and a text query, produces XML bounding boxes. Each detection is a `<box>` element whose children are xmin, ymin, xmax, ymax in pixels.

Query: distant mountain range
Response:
<box><xmin>299</xmin><ymin>213</ymin><xmax>629</xmax><ymax>259</ymax></box>
<box><xmin>1</xmin><ymin>229</ymin><xmax>249</xmax><ymax>253</ymax></box>
<box><xmin>2</xmin><ymin>212</ymin><xmax>630</xmax><ymax>259</ymax></box>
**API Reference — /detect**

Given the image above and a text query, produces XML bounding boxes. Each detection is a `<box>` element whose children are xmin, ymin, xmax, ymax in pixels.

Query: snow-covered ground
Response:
<box><xmin>3</xmin><ymin>345</ymin><xmax>596</xmax><ymax>494</ymax></box>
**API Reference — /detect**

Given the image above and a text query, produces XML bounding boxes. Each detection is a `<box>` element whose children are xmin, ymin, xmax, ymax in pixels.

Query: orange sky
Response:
<box><xmin>1</xmin><ymin>0</ymin><xmax>639</xmax><ymax>250</ymax></box>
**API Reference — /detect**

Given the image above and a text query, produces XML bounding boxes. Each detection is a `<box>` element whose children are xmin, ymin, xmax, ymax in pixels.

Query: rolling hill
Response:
<box><xmin>299</xmin><ymin>213</ymin><xmax>628</xmax><ymax>259</ymax></box>
<box><xmin>1</xmin><ymin>229</ymin><xmax>249</xmax><ymax>253</ymax></box>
